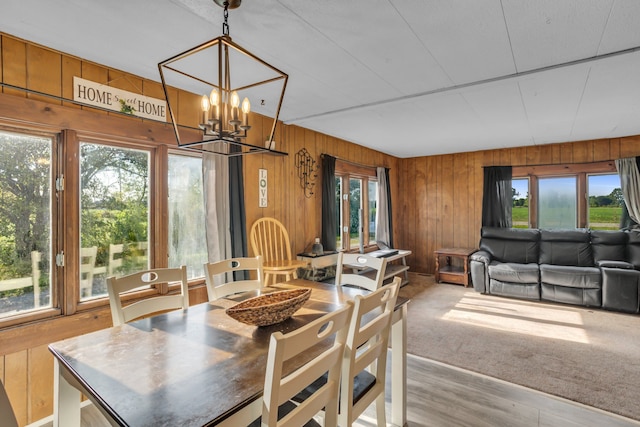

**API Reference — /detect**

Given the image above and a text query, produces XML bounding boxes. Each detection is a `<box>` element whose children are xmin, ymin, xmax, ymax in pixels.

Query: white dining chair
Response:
<box><xmin>250</xmin><ymin>301</ymin><xmax>354</xmax><ymax>427</ymax></box>
<box><xmin>334</xmin><ymin>252</ymin><xmax>388</xmax><ymax>292</ymax></box>
<box><xmin>106</xmin><ymin>265</ymin><xmax>189</xmax><ymax>326</ymax></box>
<box><xmin>204</xmin><ymin>256</ymin><xmax>264</xmax><ymax>300</ymax></box>
<box><xmin>339</xmin><ymin>277</ymin><xmax>400</xmax><ymax>426</ymax></box>
<box><xmin>292</xmin><ymin>277</ymin><xmax>401</xmax><ymax>427</ymax></box>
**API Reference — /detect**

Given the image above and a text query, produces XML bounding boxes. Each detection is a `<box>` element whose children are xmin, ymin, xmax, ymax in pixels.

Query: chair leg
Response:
<box><xmin>375</xmin><ymin>392</ymin><xmax>386</xmax><ymax>427</ymax></box>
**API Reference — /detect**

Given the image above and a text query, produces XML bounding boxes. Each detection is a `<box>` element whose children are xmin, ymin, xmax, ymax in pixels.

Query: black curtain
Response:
<box><xmin>481</xmin><ymin>166</ymin><xmax>513</xmax><ymax>228</ymax></box>
<box><xmin>619</xmin><ymin>156</ymin><xmax>640</xmax><ymax>230</ymax></box>
<box><xmin>321</xmin><ymin>155</ymin><xmax>337</xmax><ymax>251</ymax></box>
<box><xmin>383</xmin><ymin>167</ymin><xmax>394</xmax><ymax>248</ymax></box>
<box><xmin>229</xmin><ymin>146</ymin><xmax>248</xmax><ymax>279</ymax></box>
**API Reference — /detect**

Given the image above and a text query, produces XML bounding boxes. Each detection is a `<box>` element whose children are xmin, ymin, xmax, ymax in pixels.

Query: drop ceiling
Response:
<box><xmin>2</xmin><ymin>0</ymin><xmax>640</xmax><ymax>158</ymax></box>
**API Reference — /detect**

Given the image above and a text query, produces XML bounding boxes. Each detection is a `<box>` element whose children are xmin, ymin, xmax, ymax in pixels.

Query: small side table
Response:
<box><xmin>434</xmin><ymin>247</ymin><xmax>476</xmax><ymax>287</ymax></box>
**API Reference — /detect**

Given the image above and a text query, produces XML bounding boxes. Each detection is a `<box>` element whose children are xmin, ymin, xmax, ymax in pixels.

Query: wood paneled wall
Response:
<box><xmin>2</xmin><ymin>30</ymin><xmax>640</xmax><ymax>426</ymax></box>
<box><xmin>0</xmin><ymin>32</ymin><xmax>397</xmax><ymax>425</ymax></box>
<box><xmin>397</xmin><ymin>137</ymin><xmax>640</xmax><ymax>274</ymax></box>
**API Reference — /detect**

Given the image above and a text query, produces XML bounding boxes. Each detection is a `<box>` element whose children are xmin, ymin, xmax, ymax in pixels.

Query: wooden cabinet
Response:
<box><xmin>434</xmin><ymin>248</ymin><xmax>475</xmax><ymax>287</ymax></box>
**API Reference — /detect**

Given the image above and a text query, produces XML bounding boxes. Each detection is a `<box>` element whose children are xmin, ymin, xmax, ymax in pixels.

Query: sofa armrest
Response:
<box><xmin>596</xmin><ymin>260</ymin><xmax>634</xmax><ymax>269</ymax></box>
<box><xmin>470</xmin><ymin>250</ymin><xmax>491</xmax><ymax>264</ymax></box>
<box><xmin>470</xmin><ymin>250</ymin><xmax>491</xmax><ymax>294</ymax></box>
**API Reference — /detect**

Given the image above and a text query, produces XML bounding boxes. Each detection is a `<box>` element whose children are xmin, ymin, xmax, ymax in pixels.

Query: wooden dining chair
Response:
<box><xmin>293</xmin><ymin>277</ymin><xmax>400</xmax><ymax>427</ymax></box>
<box><xmin>0</xmin><ymin>380</ymin><xmax>19</xmax><ymax>427</ymax></box>
<box><xmin>106</xmin><ymin>266</ymin><xmax>189</xmax><ymax>326</ymax></box>
<box><xmin>204</xmin><ymin>256</ymin><xmax>264</xmax><ymax>300</ymax></box>
<box><xmin>249</xmin><ymin>301</ymin><xmax>354</xmax><ymax>427</ymax></box>
<box><xmin>334</xmin><ymin>252</ymin><xmax>388</xmax><ymax>292</ymax></box>
<box><xmin>250</xmin><ymin>217</ymin><xmax>307</xmax><ymax>286</ymax></box>
<box><xmin>339</xmin><ymin>277</ymin><xmax>400</xmax><ymax>426</ymax></box>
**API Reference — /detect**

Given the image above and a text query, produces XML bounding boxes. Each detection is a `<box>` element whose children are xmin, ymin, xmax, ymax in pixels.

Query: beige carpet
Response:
<box><xmin>401</xmin><ymin>273</ymin><xmax>640</xmax><ymax>421</ymax></box>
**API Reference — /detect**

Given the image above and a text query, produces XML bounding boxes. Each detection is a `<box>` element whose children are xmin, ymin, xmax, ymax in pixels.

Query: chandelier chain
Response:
<box><xmin>222</xmin><ymin>1</ymin><xmax>230</xmax><ymax>36</ymax></box>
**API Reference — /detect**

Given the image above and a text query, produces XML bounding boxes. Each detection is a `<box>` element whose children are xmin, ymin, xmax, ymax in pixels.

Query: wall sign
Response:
<box><xmin>259</xmin><ymin>169</ymin><xmax>268</xmax><ymax>208</ymax></box>
<box><xmin>73</xmin><ymin>76</ymin><xmax>167</xmax><ymax>121</ymax></box>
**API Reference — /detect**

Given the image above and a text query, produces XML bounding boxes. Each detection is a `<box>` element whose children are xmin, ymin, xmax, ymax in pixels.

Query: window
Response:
<box><xmin>79</xmin><ymin>143</ymin><xmax>150</xmax><ymax>301</ymax></box>
<box><xmin>335</xmin><ymin>177</ymin><xmax>342</xmax><ymax>249</ymax></box>
<box><xmin>335</xmin><ymin>161</ymin><xmax>378</xmax><ymax>251</ymax></box>
<box><xmin>511</xmin><ymin>178</ymin><xmax>529</xmax><ymax>228</ymax></box>
<box><xmin>168</xmin><ymin>153</ymin><xmax>207</xmax><ymax>279</ymax></box>
<box><xmin>588</xmin><ymin>174</ymin><xmax>622</xmax><ymax>230</ymax></box>
<box><xmin>368</xmin><ymin>180</ymin><xmax>378</xmax><ymax>244</ymax></box>
<box><xmin>348</xmin><ymin>178</ymin><xmax>362</xmax><ymax>249</ymax></box>
<box><xmin>513</xmin><ymin>161</ymin><xmax>618</xmax><ymax>229</ymax></box>
<box><xmin>538</xmin><ymin>177</ymin><xmax>577</xmax><ymax>229</ymax></box>
<box><xmin>0</xmin><ymin>130</ymin><xmax>52</xmax><ymax>319</ymax></box>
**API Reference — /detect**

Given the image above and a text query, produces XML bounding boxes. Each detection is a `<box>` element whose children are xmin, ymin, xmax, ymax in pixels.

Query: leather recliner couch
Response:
<box><xmin>470</xmin><ymin>227</ymin><xmax>640</xmax><ymax>313</ymax></box>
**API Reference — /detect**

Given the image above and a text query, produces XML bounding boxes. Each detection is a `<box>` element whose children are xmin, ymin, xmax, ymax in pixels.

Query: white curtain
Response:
<box><xmin>203</xmin><ymin>148</ymin><xmax>232</xmax><ymax>285</ymax></box>
<box><xmin>615</xmin><ymin>158</ymin><xmax>640</xmax><ymax>224</ymax></box>
<box><xmin>375</xmin><ymin>167</ymin><xmax>391</xmax><ymax>247</ymax></box>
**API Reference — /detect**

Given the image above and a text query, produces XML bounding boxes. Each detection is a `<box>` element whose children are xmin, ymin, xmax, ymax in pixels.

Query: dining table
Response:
<box><xmin>49</xmin><ymin>279</ymin><xmax>409</xmax><ymax>427</ymax></box>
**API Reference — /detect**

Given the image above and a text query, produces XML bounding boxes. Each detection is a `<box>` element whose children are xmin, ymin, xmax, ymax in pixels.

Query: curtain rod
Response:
<box><xmin>320</xmin><ymin>153</ymin><xmax>386</xmax><ymax>170</ymax></box>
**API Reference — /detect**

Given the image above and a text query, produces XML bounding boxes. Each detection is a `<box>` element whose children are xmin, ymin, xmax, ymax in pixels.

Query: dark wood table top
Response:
<box><xmin>49</xmin><ymin>280</ymin><xmax>406</xmax><ymax>427</ymax></box>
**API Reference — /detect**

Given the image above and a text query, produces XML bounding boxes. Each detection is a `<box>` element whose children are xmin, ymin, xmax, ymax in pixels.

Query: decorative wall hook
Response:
<box><xmin>295</xmin><ymin>148</ymin><xmax>317</xmax><ymax>198</ymax></box>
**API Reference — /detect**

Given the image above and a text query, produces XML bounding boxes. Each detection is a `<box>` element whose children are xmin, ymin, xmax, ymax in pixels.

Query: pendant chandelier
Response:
<box><xmin>158</xmin><ymin>0</ymin><xmax>288</xmax><ymax>156</ymax></box>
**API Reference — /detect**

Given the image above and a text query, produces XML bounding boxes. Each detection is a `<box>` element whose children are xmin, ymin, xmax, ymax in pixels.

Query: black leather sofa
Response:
<box><xmin>470</xmin><ymin>227</ymin><xmax>640</xmax><ymax>313</ymax></box>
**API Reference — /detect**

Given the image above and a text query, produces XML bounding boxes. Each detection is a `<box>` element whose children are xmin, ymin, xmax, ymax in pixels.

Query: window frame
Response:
<box><xmin>0</xmin><ymin>126</ymin><xmax>62</xmax><ymax>328</ymax></box>
<box><xmin>334</xmin><ymin>160</ymin><xmax>378</xmax><ymax>252</ymax></box>
<box><xmin>0</xmin><ymin>122</ymin><xmax>205</xmax><ymax>327</ymax></box>
<box><xmin>513</xmin><ymin>161</ymin><xmax>617</xmax><ymax>229</ymax></box>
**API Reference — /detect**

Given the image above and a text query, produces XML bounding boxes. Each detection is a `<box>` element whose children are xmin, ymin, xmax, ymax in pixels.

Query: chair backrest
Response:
<box><xmin>250</xmin><ymin>218</ymin><xmax>294</xmax><ymax>263</ymax></box>
<box><xmin>108</xmin><ymin>243</ymin><xmax>125</xmax><ymax>277</ymax></box>
<box><xmin>335</xmin><ymin>252</ymin><xmax>388</xmax><ymax>292</ymax></box>
<box><xmin>340</xmin><ymin>277</ymin><xmax>400</xmax><ymax>427</ymax></box>
<box><xmin>204</xmin><ymin>256</ymin><xmax>264</xmax><ymax>300</ymax></box>
<box><xmin>80</xmin><ymin>246</ymin><xmax>98</xmax><ymax>298</ymax></box>
<box><xmin>106</xmin><ymin>266</ymin><xmax>189</xmax><ymax>327</ymax></box>
<box><xmin>1</xmin><ymin>379</ymin><xmax>19</xmax><ymax>427</ymax></box>
<box><xmin>262</xmin><ymin>301</ymin><xmax>354</xmax><ymax>427</ymax></box>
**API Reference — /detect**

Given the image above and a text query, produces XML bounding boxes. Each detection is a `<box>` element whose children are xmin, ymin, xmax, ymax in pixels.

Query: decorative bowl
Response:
<box><xmin>225</xmin><ymin>288</ymin><xmax>312</xmax><ymax>326</ymax></box>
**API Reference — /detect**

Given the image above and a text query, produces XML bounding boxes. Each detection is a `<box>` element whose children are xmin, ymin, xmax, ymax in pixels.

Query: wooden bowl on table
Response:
<box><xmin>225</xmin><ymin>288</ymin><xmax>312</xmax><ymax>326</ymax></box>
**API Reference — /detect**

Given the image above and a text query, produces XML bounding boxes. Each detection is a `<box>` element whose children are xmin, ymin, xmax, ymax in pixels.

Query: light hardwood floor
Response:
<box><xmin>354</xmin><ymin>353</ymin><xmax>640</xmax><ymax>427</ymax></box>
<box><xmin>42</xmin><ymin>352</ymin><xmax>640</xmax><ymax>427</ymax></box>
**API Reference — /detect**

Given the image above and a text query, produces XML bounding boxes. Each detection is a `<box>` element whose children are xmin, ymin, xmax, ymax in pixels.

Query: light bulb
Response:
<box><xmin>201</xmin><ymin>95</ymin><xmax>210</xmax><ymax>111</ymax></box>
<box><xmin>230</xmin><ymin>91</ymin><xmax>240</xmax><ymax>108</ymax></box>
<box><xmin>209</xmin><ymin>89</ymin><xmax>219</xmax><ymax>107</ymax></box>
<box><xmin>201</xmin><ymin>95</ymin><xmax>210</xmax><ymax>124</ymax></box>
<box><xmin>242</xmin><ymin>97</ymin><xmax>251</xmax><ymax>114</ymax></box>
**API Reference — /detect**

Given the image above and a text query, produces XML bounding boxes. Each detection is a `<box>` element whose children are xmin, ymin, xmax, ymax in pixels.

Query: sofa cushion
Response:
<box><xmin>480</xmin><ymin>227</ymin><xmax>540</xmax><ymax>264</ymax></box>
<box><xmin>540</xmin><ymin>283</ymin><xmax>601</xmax><ymax>307</ymax></box>
<box><xmin>596</xmin><ymin>260</ymin><xmax>634</xmax><ymax>269</ymax></box>
<box><xmin>540</xmin><ymin>264</ymin><xmax>601</xmax><ymax>289</ymax></box>
<box><xmin>591</xmin><ymin>230</ymin><xmax>628</xmax><ymax>263</ymax></box>
<box><xmin>539</xmin><ymin>229</ymin><xmax>593</xmax><ymax>266</ymax></box>
<box><xmin>488</xmin><ymin>262</ymin><xmax>539</xmax><ymax>284</ymax></box>
<box><xmin>601</xmin><ymin>267</ymin><xmax>640</xmax><ymax>313</ymax></box>
<box><xmin>489</xmin><ymin>280</ymin><xmax>540</xmax><ymax>300</ymax></box>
